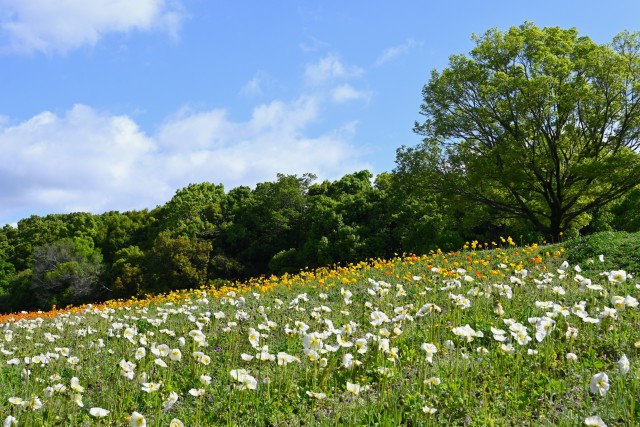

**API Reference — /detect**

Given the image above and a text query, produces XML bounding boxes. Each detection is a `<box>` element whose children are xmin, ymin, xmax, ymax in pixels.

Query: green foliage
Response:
<box><xmin>610</xmin><ymin>187</ymin><xmax>640</xmax><ymax>232</ymax></box>
<box><xmin>145</xmin><ymin>231</ymin><xmax>212</xmax><ymax>293</ymax></box>
<box><xmin>154</xmin><ymin>182</ymin><xmax>226</xmax><ymax>238</ymax></box>
<box><xmin>562</xmin><ymin>231</ymin><xmax>640</xmax><ymax>273</ymax></box>
<box><xmin>392</xmin><ymin>144</ymin><xmax>490</xmax><ymax>251</ymax></box>
<box><xmin>111</xmin><ymin>245</ymin><xmax>146</xmax><ymax>297</ymax></box>
<box><xmin>97</xmin><ymin>210</ymin><xmax>153</xmax><ymax>263</ymax></box>
<box><xmin>30</xmin><ymin>238</ymin><xmax>104</xmax><ymax>309</ymax></box>
<box><xmin>0</xmin><ymin>232</ymin><xmax>15</xmax><ymax>289</ymax></box>
<box><xmin>0</xmin><ymin>232</ymin><xmax>17</xmax><ymax>311</ymax></box>
<box><xmin>1</xmin><ymin>269</ymin><xmax>32</xmax><ymax>312</ymax></box>
<box><xmin>225</xmin><ymin>174</ymin><xmax>314</xmax><ymax>275</ymax></box>
<box><xmin>414</xmin><ymin>22</ymin><xmax>640</xmax><ymax>240</ymax></box>
<box><xmin>268</xmin><ymin>248</ymin><xmax>300</xmax><ymax>274</ymax></box>
<box><xmin>294</xmin><ymin>170</ymin><xmax>398</xmax><ymax>270</ymax></box>
<box><xmin>11</xmin><ymin>215</ymin><xmax>70</xmax><ymax>270</ymax></box>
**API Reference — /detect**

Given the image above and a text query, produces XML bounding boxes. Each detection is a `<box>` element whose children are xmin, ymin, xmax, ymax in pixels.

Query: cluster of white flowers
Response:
<box><xmin>0</xmin><ymin>257</ymin><xmax>637</xmax><ymax>426</ymax></box>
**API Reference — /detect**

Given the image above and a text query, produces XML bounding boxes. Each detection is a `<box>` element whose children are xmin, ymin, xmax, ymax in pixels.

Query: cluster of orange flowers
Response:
<box><xmin>1</xmin><ymin>238</ymin><xmax>552</xmax><ymax>324</ymax></box>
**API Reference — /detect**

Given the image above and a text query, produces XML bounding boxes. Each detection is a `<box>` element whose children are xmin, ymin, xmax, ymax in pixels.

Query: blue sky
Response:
<box><xmin>1</xmin><ymin>0</ymin><xmax>639</xmax><ymax>226</ymax></box>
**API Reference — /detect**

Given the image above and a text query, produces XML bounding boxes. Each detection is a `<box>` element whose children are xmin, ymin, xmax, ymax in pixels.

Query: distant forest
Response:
<box><xmin>2</xmin><ymin>165</ymin><xmax>640</xmax><ymax>314</ymax></box>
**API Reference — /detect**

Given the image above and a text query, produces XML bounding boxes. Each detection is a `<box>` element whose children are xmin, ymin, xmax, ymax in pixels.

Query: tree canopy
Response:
<box><xmin>412</xmin><ymin>22</ymin><xmax>640</xmax><ymax>240</ymax></box>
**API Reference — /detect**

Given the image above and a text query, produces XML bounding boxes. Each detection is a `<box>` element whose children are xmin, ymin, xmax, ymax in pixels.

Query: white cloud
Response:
<box><xmin>0</xmin><ymin>0</ymin><xmax>187</xmax><ymax>54</ymax></box>
<box><xmin>375</xmin><ymin>38</ymin><xmax>418</xmax><ymax>66</ymax></box>
<box><xmin>155</xmin><ymin>97</ymin><xmax>362</xmax><ymax>186</ymax></box>
<box><xmin>239</xmin><ymin>71</ymin><xmax>276</xmax><ymax>98</ymax></box>
<box><xmin>0</xmin><ymin>105</ymin><xmax>165</xmax><ymax>219</ymax></box>
<box><xmin>0</xmin><ymin>101</ymin><xmax>367</xmax><ymax>225</ymax></box>
<box><xmin>304</xmin><ymin>53</ymin><xmax>363</xmax><ymax>84</ymax></box>
<box><xmin>331</xmin><ymin>84</ymin><xmax>371</xmax><ymax>104</ymax></box>
<box><xmin>298</xmin><ymin>36</ymin><xmax>329</xmax><ymax>53</ymax></box>
<box><xmin>240</xmin><ymin>75</ymin><xmax>264</xmax><ymax>98</ymax></box>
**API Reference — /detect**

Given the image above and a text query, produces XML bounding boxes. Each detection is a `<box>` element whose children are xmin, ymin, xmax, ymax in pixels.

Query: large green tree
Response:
<box><xmin>413</xmin><ymin>22</ymin><xmax>640</xmax><ymax>240</ymax></box>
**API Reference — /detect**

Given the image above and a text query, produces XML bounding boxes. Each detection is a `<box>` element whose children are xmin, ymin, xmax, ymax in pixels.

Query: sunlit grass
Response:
<box><xmin>0</xmin><ymin>241</ymin><xmax>638</xmax><ymax>426</ymax></box>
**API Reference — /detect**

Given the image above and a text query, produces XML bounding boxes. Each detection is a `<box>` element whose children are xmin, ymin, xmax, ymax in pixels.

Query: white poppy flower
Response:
<box><xmin>90</xmin><ymin>407</ymin><xmax>110</xmax><ymax>417</ymax></box>
<box><xmin>130</xmin><ymin>411</ymin><xmax>146</xmax><ymax>427</ymax></box>
<box><xmin>590</xmin><ymin>372</ymin><xmax>609</xmax><ymax>396</ymax></box>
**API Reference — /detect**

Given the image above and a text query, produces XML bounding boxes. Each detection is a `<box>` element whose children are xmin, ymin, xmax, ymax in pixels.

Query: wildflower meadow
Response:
<box><xmin>0</xmin><ymin>240</ymin><xmax>638</xmax><ymax>426</ymax></box>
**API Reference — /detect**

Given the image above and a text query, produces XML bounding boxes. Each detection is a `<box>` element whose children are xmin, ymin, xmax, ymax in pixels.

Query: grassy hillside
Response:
<box><xmin>0</xmin><ymin>234</ymin><xmax>638</xmax><ymax>426</ymax></box>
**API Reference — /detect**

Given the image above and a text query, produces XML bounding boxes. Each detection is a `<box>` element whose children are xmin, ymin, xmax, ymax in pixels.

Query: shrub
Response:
<box><xmin>562</xmin><ymin>231</ymin><xmax>640</xmax><ymax>273</ymax></box>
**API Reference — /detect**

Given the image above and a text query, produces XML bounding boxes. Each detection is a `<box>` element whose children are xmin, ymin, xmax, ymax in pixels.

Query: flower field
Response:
<box><xmin>0</xmin><ymin>242</ymin><xmax>638</xmax><ymax>426</ymax></box>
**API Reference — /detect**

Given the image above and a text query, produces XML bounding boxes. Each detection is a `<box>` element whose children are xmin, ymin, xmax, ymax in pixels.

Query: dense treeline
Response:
<box><xmin>1</xmin><ymin>166</ymin><xmax>639</xmax><ymax>313</ymax></box>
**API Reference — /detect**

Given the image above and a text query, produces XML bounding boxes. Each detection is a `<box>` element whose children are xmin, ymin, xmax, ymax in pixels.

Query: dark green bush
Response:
<box><xmin>562</xmin><ymin>231</ymin><xmax>640</xmax><ymax>274</ymax></box>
